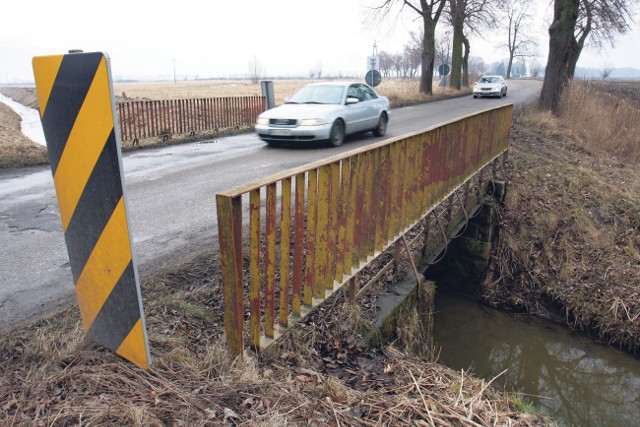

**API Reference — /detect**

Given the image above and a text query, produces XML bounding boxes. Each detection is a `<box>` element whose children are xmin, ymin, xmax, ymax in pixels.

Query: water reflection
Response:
<box><xmin>433</xmin><ymin>291</ymin><xmax>640</xmax><ymax>427</ymax></box>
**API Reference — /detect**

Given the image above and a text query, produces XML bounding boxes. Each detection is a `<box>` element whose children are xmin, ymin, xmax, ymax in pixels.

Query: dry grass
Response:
<box><xmin>559</xmin><ymin>79</ymin><xmax>640</xmax><ymax>163</ymax></box>
<box><xmin>113</xmin><ymin>78</ymin><xmax>471</xmax><ymax>108</ymax></box>
<box><xmin>376</xmin><ymin>79</ymin><xmax>472</xmax><ymax>107</ymax></box>
<box><xmin>0</xmin><ymin>251</ymin><xmax>548</xmax><ymax>426</ymax></box>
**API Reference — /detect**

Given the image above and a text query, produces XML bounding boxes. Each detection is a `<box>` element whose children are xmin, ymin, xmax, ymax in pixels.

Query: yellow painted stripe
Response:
<box><xmin>76</xmin><ymin>198</ymin><xmax>132</xmax><ymax>330</ymax></box>
<box><xmin>31</xmin><ymin>55</ymin><xmax>63</xmax><ymax>117</ymax></box>
<box><xmin>54</xmin><ymin>57</ymin><xmax>114</xmax><ymax>232</ymax></box>
<box><xmin>116</xmin><ymin>318</ymin><xmax>149</xmax><ymax>369</ymax></box>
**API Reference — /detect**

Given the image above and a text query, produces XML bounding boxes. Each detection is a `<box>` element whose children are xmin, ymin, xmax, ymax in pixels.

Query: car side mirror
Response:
<box><xmin>346</xmin><ymin>97</ymin><xmax>359</xmax><ymax>105</ymax></box>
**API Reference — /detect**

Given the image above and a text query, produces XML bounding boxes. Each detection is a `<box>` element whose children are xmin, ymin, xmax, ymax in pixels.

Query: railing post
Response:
<box><xmin>216</xmin><ymin>194</ymin><xmax>244</xmax><ymax>356</ymax></box>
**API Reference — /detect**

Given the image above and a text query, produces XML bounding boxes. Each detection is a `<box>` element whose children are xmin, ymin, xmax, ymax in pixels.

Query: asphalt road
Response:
<box><xmin>0</xmin><ymin>79</ymin><xmax>542</xmax><ymax>329</ymax></box>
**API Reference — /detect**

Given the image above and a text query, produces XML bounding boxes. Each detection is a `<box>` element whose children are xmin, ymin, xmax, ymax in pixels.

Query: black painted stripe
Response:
<box><xmin>87</xmin><ymin>262</ymin><xmax>140</xmax><ymax>352</ymax></box>
<box><xmin>41</xmin><ymin>52</ymin><xmax>103</xmax><ymax>176</ymax></box>
<box><xmin>64</xmin><ymin>129</ymin><xmax>122</xmax><ymax>282</ymax></box>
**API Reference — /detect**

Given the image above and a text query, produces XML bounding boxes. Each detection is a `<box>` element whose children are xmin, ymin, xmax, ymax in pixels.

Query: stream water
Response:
<box><xmin>433</xmin><ymin>291</ymin><xmax>640</xmax><ymax>427</ymax></box>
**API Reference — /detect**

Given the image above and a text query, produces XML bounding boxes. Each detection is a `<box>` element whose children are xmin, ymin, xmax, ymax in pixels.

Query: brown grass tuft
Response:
<box><xmin>376</xmin><ymin>78</ymin><xmax>472</xmax><ymax>108</ymax></box>
<box><xmin>560</xmin><ymin>79</ymin><xmax>640</xmax><ymax>164</ymax></box>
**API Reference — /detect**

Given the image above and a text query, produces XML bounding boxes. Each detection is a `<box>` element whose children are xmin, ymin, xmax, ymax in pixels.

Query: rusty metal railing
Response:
<box><xmin>117</xmin><ymin>96</ymin><xmax>265</xmax><ymax>144</ymax></box>
<box><xmin>216</xmin><ymin>105</ymin><xmax>513</xmax><ymax>355</ymax></box>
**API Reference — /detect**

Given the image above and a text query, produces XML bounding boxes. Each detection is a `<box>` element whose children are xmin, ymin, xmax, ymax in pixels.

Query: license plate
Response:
<box><xmin>271</xmin><ymin>129</ymin><xmax>292</xmax><ymax>136</ymax></box>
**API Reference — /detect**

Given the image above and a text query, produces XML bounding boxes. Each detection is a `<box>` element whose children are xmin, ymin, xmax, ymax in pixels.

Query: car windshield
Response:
<box><xmin>286</xmin><ymin>85</ymin><xmax>345</xmax><ymax>105</ymax></box>
<box><xmin>480</xmin><ymin>77</ymin><xmax>499</xmax><ymax>84</ymax></box>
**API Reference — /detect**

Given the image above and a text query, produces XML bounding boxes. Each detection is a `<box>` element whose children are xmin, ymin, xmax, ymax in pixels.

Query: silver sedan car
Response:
<box><xmin>255</xmin><ymin>82</ymin><xmax>390</xmax><ymax>147</ymax></box>
<box><xmin>473</xmin><ymin>75</ymin><xmax>507</xmax><ymax>98</ymax></box>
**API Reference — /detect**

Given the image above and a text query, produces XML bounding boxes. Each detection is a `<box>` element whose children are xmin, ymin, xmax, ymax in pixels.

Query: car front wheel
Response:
<box><xmin>329</xmin><ymin>120</ymin><xmax>345</xmax><ymax>147</ymax></box>
<box><xmin>373</xmin><ymin>113</ymin><xmax>388</xmax><ymax>137</ymax></box>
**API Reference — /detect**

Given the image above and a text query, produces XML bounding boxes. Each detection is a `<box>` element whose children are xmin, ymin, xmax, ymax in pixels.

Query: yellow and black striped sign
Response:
<box><xmin>32</xmin><ymin>52</ymin><xmax>150</xmax><ymax>369</ymax></box>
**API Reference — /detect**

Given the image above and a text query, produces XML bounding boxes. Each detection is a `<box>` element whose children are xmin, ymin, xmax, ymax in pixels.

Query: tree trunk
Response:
<box><xmin>506</xmin><ymin>50</ymin><xmax>514</xmax><ymax>79</ymax></box>
<box><xmin>462</xmin><ymin>34</ymin><xmax>470</xmax><ymax>87</ymax></box>
<box><xmin>420</xmin><ymin>19</ymin><xmax>438</xmax><ymax>94</ymax></box>
<box><xmin>450</xmin><ymin>8</ymin><xmax>464</xmax><ymax>90</ymax></box>
<box><xmin>539</xmin><ymin>0</ymin><xmax>581</xmax><ymax>113</ymax></box>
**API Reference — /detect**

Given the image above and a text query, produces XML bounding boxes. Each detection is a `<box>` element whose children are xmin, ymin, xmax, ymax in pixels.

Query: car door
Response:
<box><xmin>344</xmin><ymin>84</ymin><xmax>368</xmax><ymax>133</ymax></box>
<box><xmin>357</xmin><ymin>84</ymin><xmax>382</xmax><ymax>129</ymax></box>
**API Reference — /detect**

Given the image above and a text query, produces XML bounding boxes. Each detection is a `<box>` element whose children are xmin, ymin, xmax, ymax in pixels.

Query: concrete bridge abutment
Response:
<box><xmin>371</xmin><ymin>179</ymin><xmax>507</xmax><ymax>355</ymax></box>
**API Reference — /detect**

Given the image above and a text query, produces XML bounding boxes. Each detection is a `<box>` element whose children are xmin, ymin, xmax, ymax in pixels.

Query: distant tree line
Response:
<box><xmin>377</xmin><ymin>42</ymin><xmax>422</xmax><ymax>78</ymax></box>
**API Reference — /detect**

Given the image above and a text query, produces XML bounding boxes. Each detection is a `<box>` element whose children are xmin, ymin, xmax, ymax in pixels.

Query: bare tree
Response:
<box><xmin>501</xmin><ymin>0</ymin><xmax>538</xmax><ymax>79</ymax></box>
<box><xmin>373</xmin><ymin>0</ymin><xmax>447</xmax><ymax>94</ymax></box>
<box><xmin>600</xmin><ymin>64</ymin><xmax>614</xmax><ymax>79</ymax></box>
<box><xmin>248</xmin><ymin>56</ymin><xmax>264</xmax><ymax>84</ymax></box>
<box><xmin>468</xmin><ymin>55</ymin><xmax>485</xmax><ymax>75</ymax></box>
<box><xmin>387</xmin><ymin>53</ymin><xmax>402</xmax><ymax>77</ymax></box>
<box><xmin>404</xmin><ymin>32</ymin><xmax>423</xmax><ymax>77</ymax></box>
<box><xmin>449</xmin><ymin>0</ymin><xmax>500</xmax><ymax>89</ymax></box>
<box><xmin>379</xmin><ymin>51</ymin><xmax>394</xmax><ymax>78</ymax></box>
<box><xmin>539</xmin><ymin>0</ymin><xmax>635</xmax><ymax>113</ymax></box>
<box><xmin>529</xmin><ymin>57</ymin><xmax>543</xmax><ymax>77</ymax></box>
<box><xmin>435</xmin><ymin>28</ymin><xmax>453</xmax><ymax>72</ymax></box>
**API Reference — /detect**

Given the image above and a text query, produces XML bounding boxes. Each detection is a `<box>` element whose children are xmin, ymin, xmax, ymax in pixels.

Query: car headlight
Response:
<box><xmin>256</xmin><ymin>117</ymin><xmax>269</xmax><ymax>125</ymax></box>
<box><xmin>299</xmin><ymin>118</ymin><xmax>324</xmax><ymax>126</ymax></box>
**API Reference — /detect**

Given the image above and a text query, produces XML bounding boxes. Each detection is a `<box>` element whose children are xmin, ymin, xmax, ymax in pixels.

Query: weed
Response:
<box><xmin>511</xmin><ymin>394</ymin><xmax>541</xmax><ymax>417</ymax></box>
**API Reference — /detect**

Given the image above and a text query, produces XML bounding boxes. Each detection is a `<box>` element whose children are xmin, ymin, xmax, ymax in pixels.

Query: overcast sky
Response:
<box><xmin>1</xmin><ymin>0</ymin><xmax>638</xmax><ymax>84</ymax></box>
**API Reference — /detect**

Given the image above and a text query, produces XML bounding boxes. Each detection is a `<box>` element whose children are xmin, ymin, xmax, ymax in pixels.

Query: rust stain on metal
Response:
<box><xmin>117</xmin><ymin>96</ymin><xmax>265</xmax><ymax>143</ymax></box>
<box><xmin>249</xmin><ymin>189</ymin><xmax>261</xmax><ymax>349</ymax></box>
<box><xmin>292</xmin><ymin>173</ymin><xmax>305</xmax><ymax>316</ymax></box>
<box><xmin>264</xmin><ymin>183</ymin><xmax>277</xmax><ymax>338</ymax></box>
<box><xmin>303</xmin><ymin>169</ymin><xmax>318</xmax><ymax>306</ymax></box>
<box><xmin>216</xmin><ymin>105</ymin><xmax>513</xmax><ymax>355</ymax></box>
<box><xmin>279</xmin><ymin>178</ymin><xmax>292</xmax><ymax>327</ymax></box>
<box><xmin>215</xmin><ymin>195</ymin><xmax>244</xmax><ymax>355</ymax></box>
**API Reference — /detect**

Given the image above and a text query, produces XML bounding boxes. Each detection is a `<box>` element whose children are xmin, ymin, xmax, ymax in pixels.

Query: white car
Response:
<box><xmin>473</xmin><ymin>75</ymin><xmax>507</xmax><ymax>98</ymax></box>
<box><xmin>255</xmin><ymin>82</ymin><xmax>390</xmax><ymax>147</ymax></box>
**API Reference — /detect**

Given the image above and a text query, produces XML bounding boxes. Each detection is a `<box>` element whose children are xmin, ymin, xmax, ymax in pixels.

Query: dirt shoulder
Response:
<box><xmin>0</xmin><ymin>101</ymin><xmax>48</xmax><ymax>169</ymax></box>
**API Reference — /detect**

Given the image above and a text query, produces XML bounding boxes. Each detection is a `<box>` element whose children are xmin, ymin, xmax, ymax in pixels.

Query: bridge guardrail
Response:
<box><xmin>216</xmin><ymin>104</ymin><xmax>513</xmax><ymax>355</ymax></box>
<box><xmin>117</xmin><ymin>96</ymin><xmax>265</xmax><ymax>144</ymax></box>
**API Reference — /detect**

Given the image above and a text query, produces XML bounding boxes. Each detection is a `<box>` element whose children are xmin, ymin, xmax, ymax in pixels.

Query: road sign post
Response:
<box><xmin>365</xmin><ymin>70</ymin><xmax>382</xmax><ymax>88</ymax></box>
<box><xmin>438</xmin><ymin>63</ymin><xmax>451</xmax><ymax>77</ymax></box>
<box><xmin>32</xmin><ymin>52</ymin><xmax>151</xmax><ymax>370</ymax></box>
